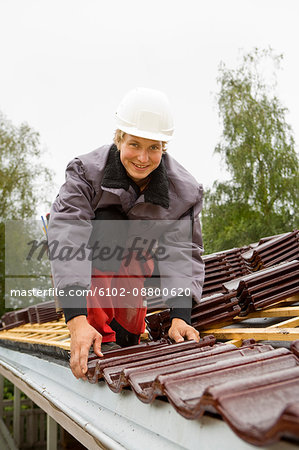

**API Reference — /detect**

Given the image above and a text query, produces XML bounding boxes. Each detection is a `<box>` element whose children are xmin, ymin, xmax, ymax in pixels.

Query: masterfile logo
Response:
<box><xmin>5</xmin><ymin>219</ymin><xmax>193</xmax><ymax>309</ymax></box>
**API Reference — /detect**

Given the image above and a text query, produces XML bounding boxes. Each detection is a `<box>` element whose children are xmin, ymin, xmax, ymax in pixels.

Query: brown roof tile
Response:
<box><xmin>84</xmin><ymin>340</ymin><xmax>299</xmax><ymax>446</ymax></box>
<box><xmin>204</xmin><ymin>366</ymin><xmax>299</xmax><ymax>445</ymax></box>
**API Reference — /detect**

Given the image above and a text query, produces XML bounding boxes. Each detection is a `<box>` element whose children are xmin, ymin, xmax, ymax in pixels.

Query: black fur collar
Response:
<box><xmin>101</xmin><ymin>145</ymin><xmax>169</xmax><ymax>209</ymax></box>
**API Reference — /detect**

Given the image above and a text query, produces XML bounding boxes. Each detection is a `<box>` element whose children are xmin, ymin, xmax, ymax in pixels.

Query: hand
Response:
<box><xmin>67</xmin><ymin>315</ymin><xmax>103</xmax><ymax>380</ymax></box>
<box><xmin>168</xmin><ymin>318</ymin><xmax>200</xmax><ymax>343</ymax></box>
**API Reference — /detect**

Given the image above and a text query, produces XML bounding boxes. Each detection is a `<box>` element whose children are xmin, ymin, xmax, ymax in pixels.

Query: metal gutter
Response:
<box><xmin>0</xmin><ymin>346</ymin><xmax>297</xmax><ymax>450</ymax></box>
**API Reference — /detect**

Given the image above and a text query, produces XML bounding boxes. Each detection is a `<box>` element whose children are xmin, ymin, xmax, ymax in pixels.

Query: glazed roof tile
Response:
<box><xmin>291</xmin><ymin>340</ymin><xmax>299</xmax><ymax>358</ymax></box>
<box><xmin>85</xmin><ymin>339</ymin><xmax>299</xmax><ymax>446</ymax></box>
<box><xmin>102</xmin><ymin>340</ymin><xmax>228</xmax><ymax>396</ymax></box>
<box><xmin>86</xmin><ymin>336</ymin><xmax>216</xmax><ymax>383</ymax></box>
<box><xmin>157</xmin><ymin>347</ymin><xmax>297</xmax><ymax>418</ymax></box>
<box><xmin>223</xmin><ymin>260</ymin><xmax>299</xmax><ymax>315</ymax></box>
<box><xmin>121</xmin><ymin>344</ymin><xmax>274</xmax><ymax>404</ymax></box>
<box><xmin>241</xmin><ymin>230</ymin><xmax>299</xmax><ymax>271</ymax></box>
<box><xmin>0</xmin><ymin>301</ymin><xmax>63</xmax><ymax>331</ymax></box>
<box><xmin>204</xmin><ymin>365</ymin><xmax>299</xmax><ymax>446</ymax></box>
<box><xmin>145</xmin><ymin>292</ymin><xmax>241</xmax><ymax>340</ymax></box>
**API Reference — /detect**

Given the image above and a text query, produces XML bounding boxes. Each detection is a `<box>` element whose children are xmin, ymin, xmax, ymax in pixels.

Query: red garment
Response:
<box><xmin>86</xmin><ymin>254</ymin><xmax>154</xmax><ymax>342</ymax></box>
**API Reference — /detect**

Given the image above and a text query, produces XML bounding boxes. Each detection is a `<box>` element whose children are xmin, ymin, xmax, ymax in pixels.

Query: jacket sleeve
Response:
<box><xmin>48</xmin><ymin>158</ymin><xmax>96</xmax><ymax>318</ymax></box>
<box><xmin>159</xmin><ymin>185</ymin><xmax>205</xmax><ymax>324</ymax></box>
<box><xmin>190</xmin><ymin>187</ymin><xmax>205</xmax><ymax>304</ymax></box>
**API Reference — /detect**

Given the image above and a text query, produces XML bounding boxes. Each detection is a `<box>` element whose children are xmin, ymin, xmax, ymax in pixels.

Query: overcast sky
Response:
<box><xmin>1</xmin><ymin>0</ymin><xmax>298</xmax><ymax>215</ymax></box>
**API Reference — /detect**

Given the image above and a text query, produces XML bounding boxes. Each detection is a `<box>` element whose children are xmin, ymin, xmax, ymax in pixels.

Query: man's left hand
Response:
<box><xmin>168</xmin><ymin>318</ymin><xmax>200</xmax><ymax>343</ymax></box>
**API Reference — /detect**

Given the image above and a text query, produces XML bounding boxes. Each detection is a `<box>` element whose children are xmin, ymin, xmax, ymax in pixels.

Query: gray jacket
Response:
<box><xmin>48</xmin><ymin>144</ymin><xmax>205</xmax><ymax>311</ymax></box>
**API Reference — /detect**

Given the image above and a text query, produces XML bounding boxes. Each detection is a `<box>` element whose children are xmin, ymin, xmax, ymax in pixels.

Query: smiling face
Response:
<box><xmin>118</xmin><ymin>134</ymin><xmax>163</xmax><ymax>182</ymax></box>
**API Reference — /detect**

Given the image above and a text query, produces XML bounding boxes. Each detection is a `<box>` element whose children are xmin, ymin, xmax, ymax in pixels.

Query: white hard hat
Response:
<box><xmin>115</xmin><ymin>87</ymin><xmax>174</xmax><ymax>142</ymax></box>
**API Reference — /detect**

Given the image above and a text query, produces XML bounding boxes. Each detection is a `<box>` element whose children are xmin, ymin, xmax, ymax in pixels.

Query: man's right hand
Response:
<box><xmin>67</xmin><ymin>315</ymin><xmax>103</xmax><ymax>380</ymax></box>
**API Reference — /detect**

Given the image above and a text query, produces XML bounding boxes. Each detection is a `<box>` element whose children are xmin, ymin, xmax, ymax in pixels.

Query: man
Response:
<box><xmin>48</xmin><ymin>88</ymin><xmax>205</xmax><ymax>379</ymax></box>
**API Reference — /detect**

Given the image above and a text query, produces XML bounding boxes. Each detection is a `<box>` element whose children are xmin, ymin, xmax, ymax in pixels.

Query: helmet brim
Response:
<box><xmin>116</xmin><ymin>125</ymin><xmax>173</xmax><ymax>142</ymax></box>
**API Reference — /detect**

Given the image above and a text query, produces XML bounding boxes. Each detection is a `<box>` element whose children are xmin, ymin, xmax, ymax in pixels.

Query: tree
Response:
<box><xmin>202</xmin><ymin>48</ymin><xmax>299</xmax><ymax>254</ymax></box>
<box><xmin>0</xmin><ymin>113</ymin><xmax>53</xmax><ymax>316</ymax></box>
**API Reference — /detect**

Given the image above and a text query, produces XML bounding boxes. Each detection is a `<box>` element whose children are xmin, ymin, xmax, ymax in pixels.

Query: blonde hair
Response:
<box><xmin>113</xmin><ymin>129</ymin><xmax>167</xmax><ymax>151</ymax></box>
